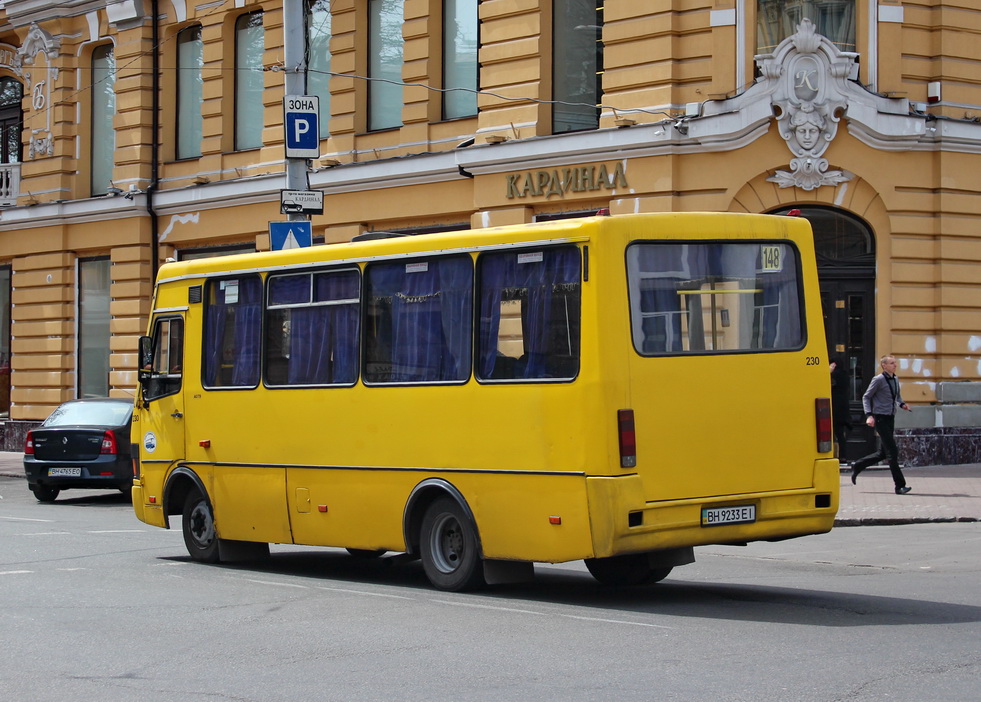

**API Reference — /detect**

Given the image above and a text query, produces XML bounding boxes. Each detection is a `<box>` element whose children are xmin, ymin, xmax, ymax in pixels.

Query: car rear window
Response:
<box><xmin>42</xmin><ymin>402</ymin><xmax>133</xmax><ymax>427</ymax></box>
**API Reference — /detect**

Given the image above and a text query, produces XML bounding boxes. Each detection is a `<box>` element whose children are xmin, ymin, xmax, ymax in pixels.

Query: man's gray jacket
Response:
<box><xmin>862</xmin><ymin>372</ymin><xmax>904</xmax><ymax>416</ymax></box>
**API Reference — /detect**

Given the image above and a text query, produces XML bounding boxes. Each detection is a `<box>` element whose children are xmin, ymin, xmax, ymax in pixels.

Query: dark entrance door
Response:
<box><xmin>771</xmin><ymin>206</ymin><xmax>878</xmax><ymax>460</ymax></box>
<box><xmin>820</xmin><ymin>277</ymin><xmax>877</xmax><ymax>460</ymax></box>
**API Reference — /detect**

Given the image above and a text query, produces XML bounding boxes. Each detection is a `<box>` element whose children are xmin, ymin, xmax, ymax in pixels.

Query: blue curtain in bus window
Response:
<box><xmin>203</xmin><ymin>276</ymin><xmax>261</xmax><ymax>387</ymax></box>
<box><xmin>321</xmin><ymin>271</ymin><xmax>360</xmax><ymax>383</ymax></box>
<box><xmin>478</xmin><ymin>247</ymin><xmax>580</xmax><ymax>379</ymax></box>
<box><xmin>368</xmin><ymin>256</ymin><xmax>472</xmax><ymax>382</ymax></box>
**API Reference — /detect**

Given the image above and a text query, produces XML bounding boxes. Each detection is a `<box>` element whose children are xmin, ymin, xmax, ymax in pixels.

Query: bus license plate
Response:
<box><xmin>48</xmin><ymin>467</ymin><xmax>82</xmax><ymax>477</ymax></box>
<box><xmin>701</xmin><ymin>504</ymin><xmax>756</xmax><ymax>527</ymax></box>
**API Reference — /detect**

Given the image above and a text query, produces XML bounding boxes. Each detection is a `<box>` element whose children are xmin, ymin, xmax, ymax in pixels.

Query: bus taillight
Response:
<box><xmin>815</xmin><ymin>398</ymin><xmax>832</xmax><ymax>453</ymax></box>
<box><xmin>618</xmin><ymin>409</ymin><xmax>637</xmax><ymax>468</ymax></box>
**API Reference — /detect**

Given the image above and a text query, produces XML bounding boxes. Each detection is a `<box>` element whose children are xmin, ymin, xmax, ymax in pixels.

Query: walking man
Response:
<box><xmin>850</xmin><ymin>355</ymin><xmax>913</xmax><ymax>494</ymax></box>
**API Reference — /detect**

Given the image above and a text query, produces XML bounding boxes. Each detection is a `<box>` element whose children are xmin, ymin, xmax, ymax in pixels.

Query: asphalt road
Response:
<box><xmin>2</xmin><ymin>476</ymin><xmax>980</xmax><ymax>701</ymax></box>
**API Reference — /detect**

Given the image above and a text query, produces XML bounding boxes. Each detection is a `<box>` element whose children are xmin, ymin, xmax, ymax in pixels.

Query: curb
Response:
<box><xmin>834</xmin><ymin>516</ymin><xmax>979</xmax><ymax>527</ymax></box>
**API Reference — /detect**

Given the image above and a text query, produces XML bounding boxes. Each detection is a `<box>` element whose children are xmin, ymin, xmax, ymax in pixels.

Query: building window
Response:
<box><xmin>0</xmin><ymin>78</ymin><xmax>22</xmax><ymax>164</ymax></box>
<box><xmin>78</xmin><ymin>258</ymin><xmax>111</xmax><ymax>398</ymax></box>
<box><xmin>368</xmin><ymin>0</ymin><xmax>404</xmax><ymax>131</ymax></box>
<box><xmin>308</xmin><ymin>0</ymin><xmax>332</xmax><ymax>138</ymax></box>
<box><xmin>757</xmin><ymin>0</ymin><xmax>856</xmax><ymax>54</ymax></box>
<box><xmin>235</xmin><ymin>11</ymin><xmax>265</xmax><ymax>151</ymax></box>
<box><xmin>91</xmin><ymin>45</ymin><xmax>116</xmax><ymax>196</ymax></box>
<box><xmin>443</xmin><ymin>0</ymin><xmax>478</xmax><ymax>120</ymax></box>
<box><xmin>177</xmin><ymin>25</ymin><xmax>204</xmax><ymax>159</ymax></box>
<box><xmin>553</xmin><ymin>0</ymin><xmax>603</xmax><ymax>133</ymax></box>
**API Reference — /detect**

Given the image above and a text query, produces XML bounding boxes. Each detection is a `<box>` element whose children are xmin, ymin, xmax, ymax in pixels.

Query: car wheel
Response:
<box><xmin>584</xmin><ymin>554</ymin><xmax>673</xmax><ymax>586</ymax></box>
<box><xmin>30</xmin><ymin>484</ymin><xmax>60</xmax><ymax>502</ymax></box>
<box><xmin>419</xmin><ymin>497</ymin><xmax>485</xmax><ymax>592</ymax></box>
<box><xmin>182</xmin><ymin>490</ymin><xmax>220</xmax><ymax>563</ymax></box>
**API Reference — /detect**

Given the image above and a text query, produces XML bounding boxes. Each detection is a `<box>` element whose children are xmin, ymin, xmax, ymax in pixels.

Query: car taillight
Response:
<box><xmin>618</xmin><ymin>409</ymin><xmax>637</xmax><ymax>468</ymax></box>
<box><xmin>25</xmin><ymin>430</ymin><xmax>34</xmax><ymax>455</ymax></box>
<box><xmin>816</xmin><ymin>398</ymin><xmax>832</xmax><ymax>453</ymax></box>
<box><xmin>101</xmin><ymin>430</ymin><xmax>119</xmax><ymax>455</ymax></box>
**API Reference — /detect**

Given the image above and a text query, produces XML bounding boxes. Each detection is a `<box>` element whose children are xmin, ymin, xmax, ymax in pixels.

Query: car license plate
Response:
<box><xmin>701</xmin><ymin>504</ymin><xmax>756</xmax><ymax>527</ymax></box>
<box><xmin>48</xmin><ymin>467</ymin><xmax>82</xmax><ymax>477</ymax></box>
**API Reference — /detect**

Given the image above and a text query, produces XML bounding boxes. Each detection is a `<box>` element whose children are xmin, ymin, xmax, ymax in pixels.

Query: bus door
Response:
<box><xmin>137</xmin><ymin>315</ymin><xmax>186</xmax><ymax>476</ymax></box>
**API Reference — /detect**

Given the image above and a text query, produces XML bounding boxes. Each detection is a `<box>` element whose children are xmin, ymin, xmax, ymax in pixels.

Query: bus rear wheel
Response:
<box><xmin>420</xmin><ymin>497</ymin><xmax>485</xmax><ymax>592</ymax></box>
<box><xmin>182</xmin><ymin>490</ymin><xmax>220</xmax><ymax>564</ymax></box>
<box><xmin>584</xmin><ymin>554</ymin><xmax>673</xmax><ymax>587</ymax></box>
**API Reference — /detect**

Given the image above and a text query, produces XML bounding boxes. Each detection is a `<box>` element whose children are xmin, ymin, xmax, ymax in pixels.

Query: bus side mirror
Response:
<box><xmin>138</xmin><ymin>336</ymin><xmax>153</xmax><ymax>401</ymax></box>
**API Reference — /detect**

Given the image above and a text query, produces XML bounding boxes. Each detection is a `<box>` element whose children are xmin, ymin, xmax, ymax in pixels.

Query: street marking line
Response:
<box><xmin>431</xmin><ymin>599</ymin><xmax>547</xmax><ymax>615</ymax></box>
<box><xmin>0</xmin><ymin>570</ymin><xmax>33</xmax><ymax>575</ymax></box>
<box><xmin>88</xmin><ymin>530</ymin><xmax>146</xmax><ymax>534</ymax></box>
<box><xmin>314</xmin><ymin>586</ymin><xmax>413</xmax><ymax>600</ymax></box>
<box><xmin>558</xmin><ymin>614</ymin><xmax>674</xmax><ymax>629</ymax></box>
<box><xmin>0</xmin><ymin>516</ymin><xmax>53</xmax><ymax>522</ymax></box>
<box><xmin>245</xmin><ymin>579</ymin><xmax>309</xmax><ymax>589</ymax></box>
<box><xmin>21</xmin><ymin>531</ymin><xmax>71</xmax><ymax>536</ymax></box>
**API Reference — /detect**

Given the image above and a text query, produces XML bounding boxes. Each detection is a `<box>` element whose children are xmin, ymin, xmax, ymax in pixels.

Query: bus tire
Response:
<box><xmin>584</xmin><ymin>554</ymin><xmax>672</xmax><ymax>587</ymax></box>
<box><xmin>420</xmin><ymin>497</ymin><xmax>485</xmax><ymax>592</ymax></box>
<box><xmin>30</xmin><ymin>484</ymin><xmax>60</xmax><ymax>502</ymax></box>
<box><xmin>182</xmin><ymin>490</ymin><xmax>220</xmax><ymax>564</ymax></box>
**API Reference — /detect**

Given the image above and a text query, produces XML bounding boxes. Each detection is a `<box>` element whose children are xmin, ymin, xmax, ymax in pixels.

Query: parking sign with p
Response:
<box><xmin>284</xmin><ymin>95</ymin><xmax>320</xmax><ymax>159</ymax></box>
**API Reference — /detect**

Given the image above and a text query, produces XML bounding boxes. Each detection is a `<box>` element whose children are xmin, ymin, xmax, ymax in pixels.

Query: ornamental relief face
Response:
<box><xmin>763</xmin><ymin>19</ymin><xmax>851</xmax><ymax>191</ymax></box>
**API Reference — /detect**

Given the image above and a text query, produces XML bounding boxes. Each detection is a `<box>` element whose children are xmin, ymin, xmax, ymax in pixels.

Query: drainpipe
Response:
<box><xmin>148</xmin><ymin>0</ymin><xmax>160</xmax><ymax>282</ymax></box>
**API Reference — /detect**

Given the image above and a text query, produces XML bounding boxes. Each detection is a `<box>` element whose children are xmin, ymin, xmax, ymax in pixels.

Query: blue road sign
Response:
<box><xmin>269</xmin><ymin>221</ymin><xmax>312</xmax><ymax>250</ymax></box>
<box><xmin>284</xmin><ymin>95</ymin><xmax>320</xmax><ymax>159</ymax></box>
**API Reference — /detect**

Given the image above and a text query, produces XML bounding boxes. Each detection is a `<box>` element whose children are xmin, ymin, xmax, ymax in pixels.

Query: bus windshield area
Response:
<box><xmin>626</xmin><ymin>241</ymin><xmax>804</xmax><ymax>354</ymax></box>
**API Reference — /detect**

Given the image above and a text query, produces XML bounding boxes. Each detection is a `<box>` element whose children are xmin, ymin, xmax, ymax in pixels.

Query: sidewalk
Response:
<box><xmin>2</xmin><ymin>452</ymin><xmax>979</xmax><ymax>526</ymax></box>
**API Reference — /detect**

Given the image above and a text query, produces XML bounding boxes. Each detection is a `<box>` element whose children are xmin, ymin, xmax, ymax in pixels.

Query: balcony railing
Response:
<box><xmin>0</xmin><ymin>163</ymin><xmax>19</xmax><ymax>206</ymax></box>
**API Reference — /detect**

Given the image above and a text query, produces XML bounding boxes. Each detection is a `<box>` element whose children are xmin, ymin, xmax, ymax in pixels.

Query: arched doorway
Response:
<box><xmin>772</xmin><ymin>206</ymin><xmax>877</xmax><ymax>460</ymax></box>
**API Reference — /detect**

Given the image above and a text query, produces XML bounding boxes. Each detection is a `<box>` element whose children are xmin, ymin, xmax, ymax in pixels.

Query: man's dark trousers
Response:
<box><xmin>852</xmin><ymin>414</ymin><xmax>907</xmax><ymax>490</ymax></box>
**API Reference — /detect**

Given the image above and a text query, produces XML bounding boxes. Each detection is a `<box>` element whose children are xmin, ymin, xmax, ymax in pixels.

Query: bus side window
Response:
<box><xmin>476</xmin><ymin>246</ymin><xmax>581</xmax><ymax>382</ymax></box>
<box><xmin>265</xmin><ymin>269</ymin><xmax>360</xmax><ymax>386</ymax></box>
<box><xmin>202</xmin><ymin>276</ymin><xmax>262</xmax><ymax>388</ymax></box>
<box><xmin>363</xmin><ymin>255</ymin><xmax>473</xmax><ymax>384</ymax></box>
<box><xmin>146</xmin><ymin>317</ymin><xmax>183</xmax><ymax>400</ymax></box>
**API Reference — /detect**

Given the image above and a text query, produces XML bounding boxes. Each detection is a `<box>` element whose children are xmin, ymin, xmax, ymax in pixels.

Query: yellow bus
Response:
<box><xmin>132</xmin><ymin>212</ymin><xmax>838</xmax><ymax>591</ymax></box>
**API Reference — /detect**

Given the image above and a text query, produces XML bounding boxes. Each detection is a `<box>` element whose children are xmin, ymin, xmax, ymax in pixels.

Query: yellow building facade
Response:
<box><xmin>0</xmin><ymin>0</ymin><xmax>979</xmax><ymax>463</ymax></box>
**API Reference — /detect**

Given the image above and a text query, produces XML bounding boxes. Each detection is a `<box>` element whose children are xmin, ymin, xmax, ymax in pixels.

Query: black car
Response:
<box><xmin>24</xmin><ymin>398</ymin><xmax>135</xmax><ymax>502</ymax></box>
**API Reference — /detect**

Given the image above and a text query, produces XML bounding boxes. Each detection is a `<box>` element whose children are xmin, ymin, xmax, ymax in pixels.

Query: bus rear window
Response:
<box><xmin>626</xmin><ymin>242</ymin><xmax>804</xmax><ymax>355</ymax></box>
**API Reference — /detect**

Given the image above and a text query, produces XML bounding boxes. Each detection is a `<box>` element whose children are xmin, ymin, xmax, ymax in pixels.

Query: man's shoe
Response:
<box><xmin>850</xmin><ymin>466</ymin><xmax>862</xmax><ymax>485</ymax></box>
<box><xmin>896</xmin><ymin>486</ymin><xmax>911</xmax><ymax>495</ymax></box>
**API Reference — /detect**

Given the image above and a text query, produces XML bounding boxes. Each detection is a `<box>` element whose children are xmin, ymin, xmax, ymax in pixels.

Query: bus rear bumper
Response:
<box><xmin>587</xmin><ymin>458</ymin><xmax>840</xmax><ymax>558</ymax></box>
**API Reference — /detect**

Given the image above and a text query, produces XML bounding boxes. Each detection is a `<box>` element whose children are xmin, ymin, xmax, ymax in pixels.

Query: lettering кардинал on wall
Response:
<box><xmin>506</xmin><ymin>163</ymin><xmax>628</xmax><ymax>199</ymax></box>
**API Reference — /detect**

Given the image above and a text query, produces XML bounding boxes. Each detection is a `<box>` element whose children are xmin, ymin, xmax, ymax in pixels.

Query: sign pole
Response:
<box><xmin>284</xmin><ymin>0</ymin><xmax>310</xmax><ymax>224</ymax></box>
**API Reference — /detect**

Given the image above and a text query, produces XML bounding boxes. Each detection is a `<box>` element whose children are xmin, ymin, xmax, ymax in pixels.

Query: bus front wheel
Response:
<box><xmin>584</xmin><ymin>554</ymin><xmax>672</xmax><ymax>587</ymax></box>
<box><xmin>182</xmin><ymin>490</ymin><xmax>220</xmax><ymax>564</ymax></box>
<box><xmin>420</xmin><ymin>497</ymin><xmax>485</xmax><ymax>592</ymax></box>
